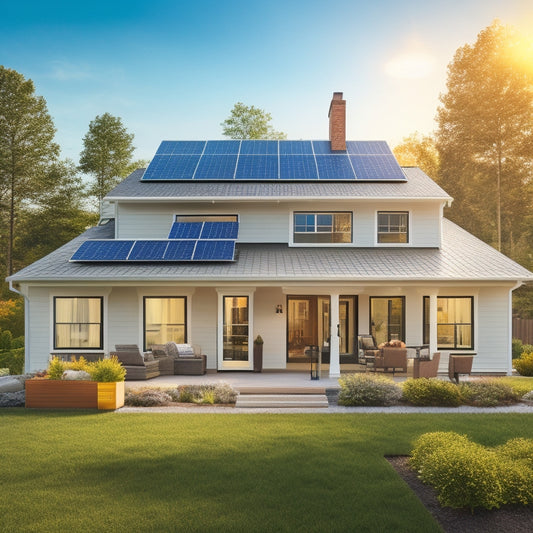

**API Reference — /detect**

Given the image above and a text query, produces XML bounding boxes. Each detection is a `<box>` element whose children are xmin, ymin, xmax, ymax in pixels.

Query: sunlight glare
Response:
<box><xmin>384</xmin><ymin>52</ymin><xmax>435</xmax><ymax>79</ymax></box>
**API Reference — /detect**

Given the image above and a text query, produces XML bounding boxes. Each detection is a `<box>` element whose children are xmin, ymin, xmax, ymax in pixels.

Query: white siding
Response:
<box><xmin>26</xmin><ymin>287</ymin><xmax>51</xmax><ymax>372</ymax></box>
<box><xmin>190</xmin><ymin>288</ymin><xmax>218</xmax><ymax>369</ymax></box>
<box><xmin>116</xmin><ymin>199</ymin><xmax>443</xmax><ymax>247</ymax></box>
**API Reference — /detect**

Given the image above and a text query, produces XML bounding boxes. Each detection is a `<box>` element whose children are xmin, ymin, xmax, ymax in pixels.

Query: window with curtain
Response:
<box><xmin>423</xmin><ymin>296</ymin><xmax>473</xmax><ymax>349</ymax></box>
<box><xmin>144</xmin><ymin>297</ymin><xmax>186</xmax><ymax>350</ymax></box>
<box><xmin>54</xmin><ymin>297</ymin><xmax>103</xmax><ymax>349</ymax></box>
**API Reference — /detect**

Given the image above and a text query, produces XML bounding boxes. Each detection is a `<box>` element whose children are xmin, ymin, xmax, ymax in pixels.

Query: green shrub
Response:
<box><xmin>47</xmin><ymin>356</ymin><xmax>66</xmax><ymax>380</ymax></box>
<box><xmin>0</xmin><ymin>348</ymin><xmax>24</xmax><ymax>375</ymax></box>
<box><xmin>402</xmin><ymin>378</ymin><xmax>462</xmax><ymax>407</ymax></box>
<box><xmin>512</xmin><ymin>339</ymin><xmax>533</xmax><ymax>359</ymax></box>
<box><xmin>66</xmin><ymin>356</ymin><xmax>90</xmax><ymax>372</ymax></box>
<box><xmin>11</xmin><ymin>336</ymin><xmax>24</xmax><ymax>349</ymax></box>
<box><xmin>513</xmin><ymin>352</ymin><xmax>533</xmax><ymax>376</ymax></box>
<box><xmin>338</xmin><ymin>373</ymin><xmax>402</xmax><ymax>406</ymax></box>
<box><xmin>409</xmin><ymin>431</ymin><xmax>471</xmax><ymax>472</ymax></box>
<box><xmin>0</xmin><ymin>330</ymin><xmax>13</xmax><ymax>350</ymax></box>
<box><xmin>496</xmin><ymin>438</ymin><xmax>533</xmax><ymax>469</ymax></box>
<box><xmin>86</xmin><ymin>356</ymin><xmax>126</xmax><ymax>382</ymax></box>
<box><xmin>125</xmin><ymin>388</ymin><xmax>172</xmax><ymax>407</ymax></box>
<box><xmin>459</xmin><ymin>379</ymin><xmax>521</xmax><ymax>407</ymax></box>
<box><xmin>173</xmin><ymin>384</ymin><xmax>237</xmax><ymax>404</ymax></box>
<box><xmin>0</xmin><ymin>368</ymin><xmax>9</xmax><ymax>376</ymax></box>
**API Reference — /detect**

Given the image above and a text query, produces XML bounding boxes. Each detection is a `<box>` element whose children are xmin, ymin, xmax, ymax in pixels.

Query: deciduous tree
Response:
<box><xmin>393</xmin><ymin>132</ymin><xmax>440</xmax><ymax>179</ymax></box>
<box><xmin>221</xmin><ymin>102</ymin><xmax>286</xmax><ymax>140</ymax></box>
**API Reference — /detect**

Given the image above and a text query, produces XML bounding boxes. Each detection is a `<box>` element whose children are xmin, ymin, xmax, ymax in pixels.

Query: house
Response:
<box><xmin>7</xmin><ymin>93</ymin><xmax>533</xmax><ymax>376</ymax></box>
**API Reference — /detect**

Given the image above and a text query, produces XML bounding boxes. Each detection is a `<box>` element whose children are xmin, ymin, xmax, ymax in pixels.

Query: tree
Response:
<box><xmin>0</xmin><ymin>66</ymin><xmax>59</xmax><ymax>277</ymax></box>
<box><xmin>16</xmin><ymin>160</ymin><xmax>98</xmax><ymax>266</ymax></box>
<box><xmin>436</xmin><ymin>21</ymin><xmax>533</xmax><ymax>256</ymax></box>
<box><xmin>79</xmin><ymin>113</ymin><xmax>135</xmax><ymax>211</ymax></box>
<box><xmin>221</xmin><ymin>102</ymin><xmax>286</xmax><ymax>139</ymax></box>
<box><xmin>393</xmin><ymin>132</ymin><xmax>440</xmax><ymax>179</ymax></box>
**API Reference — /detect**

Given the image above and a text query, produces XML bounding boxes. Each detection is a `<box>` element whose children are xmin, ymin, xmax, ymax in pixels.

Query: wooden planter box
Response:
<box><xmin>25</xmin><ymin>380</ymin><xmax>124</xmax><ymax>410</ymax></box>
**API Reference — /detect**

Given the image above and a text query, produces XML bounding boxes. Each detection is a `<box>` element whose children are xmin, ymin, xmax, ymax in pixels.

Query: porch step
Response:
<box><xmin>235</xmin><ymin>393</ymin><xmax>329</xmax><ymax>409</ymax></box>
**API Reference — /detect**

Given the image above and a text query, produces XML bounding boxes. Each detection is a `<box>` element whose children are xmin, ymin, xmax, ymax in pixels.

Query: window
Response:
<box><xmin>293</xmin><ymin>212</ymin><xmax>352</xmax><ymax>243</ymax></box>
<box><xmin>423</xmin><ymin>297</ymin><xmax>473</xmax><ymax>349</ymax></box>
<box><xmin>369</xmin><ymin>297</ymin><xmax>405</xmax><ymax>346</ymax></box>
<box><xmin>176</xmin><ymin>215</ymin><xmax>238</xmax><ymax>222</ymax></box>
<box><xmin>377</xmin><ymin>212</ymin><xmax>408</xmax><ymax>243</ymax></box>
<box><xmin>144</xmin><ymin>297</ymin><xmax>186</xmax><ymax>350</ymax></box>
<box><xmin>54</xmin><ymin>297</ymin><xmax>103</xmax><ymax>349</ymax></box>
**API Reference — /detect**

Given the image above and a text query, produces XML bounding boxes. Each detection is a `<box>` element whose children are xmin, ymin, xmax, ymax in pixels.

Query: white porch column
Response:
<box><xmin>329</xmin><ymin>292</ymin><xmax>341</xmax><ymax>377</ymax></box>
<box><xmin>429</xmin><ymin>293</ymin><xmax>438</xmax><ymax>356</ymax></box>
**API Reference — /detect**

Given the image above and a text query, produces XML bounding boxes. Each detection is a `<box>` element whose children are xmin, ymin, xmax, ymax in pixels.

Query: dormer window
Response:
<box><xmin>293</xmin><ymin>212</ymin><xmax>352</xmax><ymax>244</ymax></box>
<box><xmin>377</xmin><ymin>211</ymin><xmax>409</xmax><ymax>243</ymax></box>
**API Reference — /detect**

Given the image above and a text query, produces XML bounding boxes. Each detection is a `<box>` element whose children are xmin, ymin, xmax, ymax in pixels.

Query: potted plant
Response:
<box><xmin>253</xmin><ymin>335</ymin><xmax>264</xmax><ymax>373</ymax></box>
<box><xmin>25</xmin><ymin>356</ymin><xmax>126</xmax><ymax>409</ymax></box>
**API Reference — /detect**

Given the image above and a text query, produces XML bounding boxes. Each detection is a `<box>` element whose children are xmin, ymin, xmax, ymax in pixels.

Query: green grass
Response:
<box><xmin>498</xmin><ymin>376</ymin><xmax>533</xmax><ymax>396</ymax></box>
<box><xmin>1</xmin><ymin>411</ymin><xmax>533</xmax><ymax>532</ymax></box>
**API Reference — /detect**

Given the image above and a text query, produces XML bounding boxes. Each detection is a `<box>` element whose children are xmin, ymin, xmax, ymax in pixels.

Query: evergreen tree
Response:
<box><xmin>0</xmin><ymin>66</ymin><xmax>59</xmax><ymax>277</ymax></box>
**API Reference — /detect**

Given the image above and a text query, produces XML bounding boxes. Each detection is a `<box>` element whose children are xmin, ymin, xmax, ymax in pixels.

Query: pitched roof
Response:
<box><xmin>105</xmin><ymin>167</ymin><xmax>451</xmax><ymax>201</ymax></box>
<box><xmin>7</xmin><ymin>219</ymin><xmax>532</xmax><ymax>284</ymax></box>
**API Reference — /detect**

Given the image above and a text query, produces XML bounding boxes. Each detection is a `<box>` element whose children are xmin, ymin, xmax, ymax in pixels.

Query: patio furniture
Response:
<box><xmin>113</xmin><ymin>345</ymin><xmax>160</xmax><ymax>380</ymax></box>
<box><xmin>147</xmin><ymin>344</ymin><xmax>175</xmax><ymax>375</ymax></box>
<box><xmin>374</xmin><ymin>347</ymin><xmax>408</xmax><ymax>376</ymax></box>
<box><xmin>448</xmin><ymin>353</ymin><xmax>475</xmax><ymax>383</ymax></box>
<box><xmin>165</xmin><ymin>342</ymin><xmax>207</xmax><ymax>375</ymax></box>
<box><xmin>358</xmin><ymin>334</ymin><xmax>380</xmax><ymax>364</ymax></box>
<box><xmin>413</xmin><ymin>352</ymin><xmax>440</xmax><ymax>379</ymax></box>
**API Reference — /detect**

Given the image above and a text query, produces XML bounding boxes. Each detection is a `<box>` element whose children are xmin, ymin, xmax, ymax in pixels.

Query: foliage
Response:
<box><xmin>125</xmin><ymin>387</ymin><xmax>172</xmax><ymax>407</ymax></box>
<box><xmin>513</xmin><ymin>352</ymin><xmax>533</xmax><ymax>376</ymax></box>
<box><xmin>174</xmin><ymin>383</ymin><xmax>237</xmax><ymax>404</ymax></box>
<box><xmin>410</xmin><ymin>431</ymin><xmax>533</xmax><ymax>510</ymax></box>
<box><xmin>523</xmin><ymin>390</ymin><xmax>533</xmax><ymax>402</ymax></box>
<box><xmin>511</xmin><ymin>337</ymin><xmax>533</xmax><ymax>359</ymax></box>
<box><xmin>79</xmin><ymin>112</ymin><xmax>135</xmax><ymax>208</ymax></box>
<box><xmin>0</xmin><ymin>347</ymin><xmax>23</xmax><ymax>375</ymax></box>
<box><xmin>393</xmin><ymin>132</ymin><xmax>439</xmax><ymax>178</ymax></box>
<box><xmin>338</xmin><ymin>373</ymin><xmax>402</xmax><ymax>406</ymax></box>
<box><xmin>459</xmin><ymin>379</ymin><xmax>520</xmax><ymax>407</ymax></box>
<box><xmin>436</xmin><ymin>21</ymin><xmax>533</xmax><ymax>259</ymax></box>
<box><xmin>0</xmin><ymin>67</ymin><xmax>59</xmax><ymax>278</ymax></box>
<box><xmin>0</xmin><ymin>368</ymin><xmax>9</xmax><ymax>376</ymax></box>
<box><xmin>86</xmin><ymin>356</ymin><xmax>126</xmax><ymax>382</ymax></box>
<box><xmin>401</xmin><ymin>378</ymin><xmax>462</xmax><ymax>407</ymax></box>
<box><xmin>47</xmin><ymin>357</ymin><xmax>66</xmax><ymax>380</ymax></box>
<box><xmin>497</xmin><ymin>376</ymin><xmax>533</xmax><ymax>396</ymax></box>
<box><xmin>0</xmin><ymin>299</ymin><xmax>24</xmax><ymax>336</ymax></box>
<box><xmin>221</xmin><ymin>102</ymin><xmax>286</xmax><ymax>140</ymax></box>
<box><xmin>0</xmin><ymin>329</ymin><xmax>12</xmax><ymax>350</ymax></box>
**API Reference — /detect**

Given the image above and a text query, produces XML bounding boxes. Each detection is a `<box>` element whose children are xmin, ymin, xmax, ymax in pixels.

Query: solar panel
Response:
<box><xmin>235</xmin><ymin>155</ymin><xmax>279</xmax><ymax>180</ymax></box>
<box><xmin>128</xmin><ymin>240</ymin><xmax>168</xmax><ymax>261</ymax></box>
<box><xmin>141</xmin><ymin>140</ymin><xmax>407</xmax><ymax>181</ymax></box>
<box><xmin>193</xmin><ymin>240</ymin><xmax>235</xmax><ymax>261</ymax></box>
<box><xmin>200</xmin><ymin>221</ymin><xmax>239</xmax><ymax>239</ymax></box>
<box><xmin>315</xmin><ymin>155</ymin><xmax>355</xmax><ymax>179</ymax></box>
<box><xmin>279</xmin><ymin>155</ymin><xmax>318</xmax><ymax>179</ymax></box>
<box><xmin>70</xmin><ymin>240</ymin><xmax>134</xmax><ymax>261</ymax></box>
<box><xmin>168</xmin><ymin>222</ymin><xmax>203</xmax><ymax>239</ymax></box>
<box><xmin>194</xmin><ymin>155</ymin><xmax>238</xmax><ymax>179</ymax></box>
<box><xmin>350</xmin><ymin>155</ymin><xmax>405</xmax><ymax>180</ymax></box>
<box><xmin>163</xmin><ymin>240</ymin><xmax>196</xmax><ymax>261</ymax></box>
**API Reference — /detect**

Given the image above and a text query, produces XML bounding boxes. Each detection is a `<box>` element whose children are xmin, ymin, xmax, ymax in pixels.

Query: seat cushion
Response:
<box><xmin>116</xmin><ymin>350</ymin><xmax>144</xmax><ymax>366</ymax></box>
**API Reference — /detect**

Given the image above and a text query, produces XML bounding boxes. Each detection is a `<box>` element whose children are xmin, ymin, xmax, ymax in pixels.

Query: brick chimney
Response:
<box><xmin>328</xmin><ymin>92</ymin><xmax>346</xmax><ymax>151</ymax></box>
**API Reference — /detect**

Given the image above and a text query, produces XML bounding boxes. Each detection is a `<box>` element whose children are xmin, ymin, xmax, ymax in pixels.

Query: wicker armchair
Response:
<box><xmin>148</xmin><ymin>344</ymin><xmax>175</xmax><ymax>376</ymax></box>
<box><xmin>413</xmin><ymin>352</ymin><xmax>440</xmax><ymax>379</ymax></box>
<box><xmin>374</xmin><ymin>347</ymin><xmax>408</xmax><ymax>376</ymax></box>
<box><xmin>165</xmin><ymin>342</ymin><xmax>207</xmax><ymax>375</ymax></box>
<box><xmin>113</xmin><ymin>345</ymin><xmax>160</xmax><ymax>380</ymax></box>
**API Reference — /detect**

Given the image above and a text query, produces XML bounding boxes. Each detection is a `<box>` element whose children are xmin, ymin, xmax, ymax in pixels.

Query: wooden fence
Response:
<box><xmin>512</xmin><ymin>318</ymin><xmax>533</xmax><ymax>345</ymax></box>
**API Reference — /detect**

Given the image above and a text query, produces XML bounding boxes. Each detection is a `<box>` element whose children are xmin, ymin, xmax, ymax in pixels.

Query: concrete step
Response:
<box><xmin>235</xmin><ymin>393</ymin><xmax>329</xmax><ymax>408</ymax></box>
<box><xmin>237</xmin><ymin>387</ymin><xmax>326</xmax><ymax>395</ymax></box>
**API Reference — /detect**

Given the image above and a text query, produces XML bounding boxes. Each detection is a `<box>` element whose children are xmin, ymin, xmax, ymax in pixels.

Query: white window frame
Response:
<box><xmin>290</xmin><ymin>210</ymin><xmax>354</xmax><ymax>247</ymax></box>
<box><xmin>376</xmin><ymin>211</ymin><xmax>410</xmax><ymax>245</ymax></box>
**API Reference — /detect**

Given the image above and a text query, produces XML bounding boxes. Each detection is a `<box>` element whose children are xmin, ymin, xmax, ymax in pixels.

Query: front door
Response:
<box><xmin>219</xmin><ymin>295</ymin><xmax>251</xmax><ymax>370</ymax></box>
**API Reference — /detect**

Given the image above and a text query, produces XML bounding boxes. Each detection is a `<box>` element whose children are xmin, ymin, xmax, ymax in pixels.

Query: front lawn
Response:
<box><xmin>1</xmin><ymin>411</ymin><xmax>532</xmax><ymax>532</ymax></box>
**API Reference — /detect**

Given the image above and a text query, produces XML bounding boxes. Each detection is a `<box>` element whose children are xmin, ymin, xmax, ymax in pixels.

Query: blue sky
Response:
<box><xmin>2</xmin><ymin>0</ymin><xmax>532</xmax><ymax>163</ymax></box>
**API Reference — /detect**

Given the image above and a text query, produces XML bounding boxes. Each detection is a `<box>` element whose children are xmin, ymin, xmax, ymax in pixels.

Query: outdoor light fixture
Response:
<box><xmin>306</xmin><ymin>345</ymin><xmax>320</xmax><ymax>380</ymax></box>
<box><xmin>276</xmin><ymin>304</ymin><xmax>283</xmax><ymax>314</ymax></box>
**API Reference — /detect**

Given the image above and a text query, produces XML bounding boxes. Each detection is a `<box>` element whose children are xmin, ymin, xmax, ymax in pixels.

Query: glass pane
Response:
<box><xmin>144</xmin><ymin>297</ymin><xmax>186</xmax><ymax>349</ymax></box>
<box><xmin>455</xmin><ymin>325</ymin><xmax>472</xmax><ymax>349</ymax></box>
<box><xmin>288</xmin><ymin>298</ymin><xmax>316</xmax><ymax>359</ymax></box>
<box><xmin>437</xmin><ymin>324</ymin><xmax>455</xmax><ymax>348</ymax></box>
<box><xmin>55</xmin><ymin>324</ymin><xmax>101</xmax><ymax>349</ymax></box>
<box><xmin>370</xmin><ymin>297</ymin><xmax>404</xmax><ymax>346</ymax></box>
<box><xmin>223</xmin><ymin>296</ymin><xmax>249</xmax><ymax>361</ymax></box>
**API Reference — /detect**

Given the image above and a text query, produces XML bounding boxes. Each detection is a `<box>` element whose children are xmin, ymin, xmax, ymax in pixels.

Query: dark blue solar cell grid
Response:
<box><xmin>71</xmin><ymin>240</ymin><xmax>134</xmax><ymax>261</ymax></box>
<box><xmin>194</xmin><ymin>155</ymin><xmax>238</xmax><ymax>179</ymax></box>
<box><xmin>346</xmin><ymin>141</ymin><xmax>391</xmax><ymax>155</ymax></box>
<box><xmin>163</xmin><ymin>240</ymin><xmax>196</xmax><ymax>261</ymax></box>
<box><xmin>156</xmin><ymin>141</ymin><xmax>206</xmax><ymax>155</ymax></box>
<box><xmin>168</xmin><ymin>222</ymin><xmax>203</xmax><ymax>239</ymax></box>
<box><xmin>193</xmin><ymin>240</ymin><xmax>235</xmax><ymax>261</ymax></box>
<box><xmin>128</xmin><ymin>241</ymin><xmax>169</xmax><ymax>261</ymax></box>
<box><xmin>235</xmin><ymin>155</ymin><xmax>279</xmax><ymax>180</ymax></box>
<box><xmin>204</xmin><ymin>140</ymin><xmax>240</xmax><ymax>155</ymax></box>
<box><xmin>279</xmin><ymin>155</ymin><xmax>318</xmax><ymax>179</ymax></box>
<box><xmin>279</xmin><ymin>141</ymin><xmax>313</xmax><ymax>155</ymax></box>
<box><xmin>200</xmin><ymin>222</ymin><xmax>239</xmax><ymax>240</ymax></box>
<box><xmin>350</xmin><ymin>155</ymin><xmax>405</xmax><ymax>180</ymax></box>
<box><xmin>315</xmin><ymin>155</ymin><xmax>355</xmax><ymax>179</ymax></box>
<box><xmin>240</xmin><ymin>140</ymin><xmax>278</xmax><ymax>155</ymax></box>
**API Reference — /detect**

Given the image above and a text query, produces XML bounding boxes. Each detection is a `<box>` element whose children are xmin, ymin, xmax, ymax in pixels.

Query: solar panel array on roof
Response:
<box><xmin>141</xmin><ymin>140</ymin><xmax>406</xmax><ymax>182</ymax></box>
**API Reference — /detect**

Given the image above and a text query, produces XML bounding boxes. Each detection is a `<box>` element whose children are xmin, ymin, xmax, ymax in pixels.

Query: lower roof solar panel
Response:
<box><xmin>128</xmin><ymin>241</ymin><xmax>169</xmax><ymax>261</ymax></box>
<box><xmin>193</xmin><ymin>240</ymin><xmax>235</xmax><ymax>261</ymax></box>
<box><xmin>70</xmin><ymin>240</ymin><xmax>134</xmax><ymax>261</ymax></box>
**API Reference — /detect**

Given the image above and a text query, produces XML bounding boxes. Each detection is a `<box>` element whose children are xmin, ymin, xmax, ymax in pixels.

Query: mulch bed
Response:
<box><xmin>387</xmin><ymin>456</ymin><xmax>533</xmax><ymax>533</ymax></box>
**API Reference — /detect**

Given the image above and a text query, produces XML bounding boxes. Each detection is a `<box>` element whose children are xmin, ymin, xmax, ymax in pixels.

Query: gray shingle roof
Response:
<box><xmin>7</xmin><ymin>219</ymin><xmax>533</xmax><ymax>284</ymax></box>
<box><xmin>105</xmin><ymin>167</ymin><xmax>451</xmax><ymax>200</ymax></box>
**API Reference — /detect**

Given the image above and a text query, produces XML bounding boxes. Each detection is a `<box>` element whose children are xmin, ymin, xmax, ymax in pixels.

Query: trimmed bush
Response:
<box><xmin>513</xmin><ymin>352</ymin><xmax>533</xmax><ymax>376</ymax></box>
<box><xmin>409</xmin><ymin>431</ymin><xmax>471</xmax><ymax>472</ymax></box>
<box><xmin>125</xmin><ymin>388</ymin><xmax>173</xmax><ymax>407</ymax></box>
<box><xmin>86</xmin><ymin>356</ymin><xmax>126</xmax><ymax>382</ymax></box>
<box><xmin>459</xmin><ymin>379</ymin><xmax>521</xmax><ymax>407</ymax></box>
<box><xmin>402</xmin><ymin>378</ymin><xmax>462</xmax><ymax>407</ymax></box>
<box><xmin>174</xmin><ymin>383</ymin><xmax>237</xmax><ymax>404</ymax></box>
<box><xmin>512</xmin><ymin>338</ymin><xmax>533</xmax><ymax>359</ymax></box>
<box><xmin>496</xmin><ymin>438</ymin><xmax>533</xmax><ymax>469</ymax></box>
<box><xmin>47</xmin><ymin>357</ymin><xmax>66</xmax><ymax>380</ymax></box>
<box><xmin>338</xmin><ymin>373</ymin><xmax>402</xmax><ymax>406</ymax></box>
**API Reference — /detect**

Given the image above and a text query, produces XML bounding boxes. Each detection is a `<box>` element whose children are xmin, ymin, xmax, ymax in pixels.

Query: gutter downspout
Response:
<box><xmin>8</xmin><ymin>280</ymin><xmax>29</xmax><ymax>374</ymax></box>
<box><xmin>509</xmin><ymin>281</ymin><xmax>523</xmax><ymax>376</ymax></box>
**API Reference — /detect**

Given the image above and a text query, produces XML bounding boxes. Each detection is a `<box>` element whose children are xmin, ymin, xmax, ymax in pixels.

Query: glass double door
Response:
<box><xmin>221</xmin><ymin>296</ymin><xmax>250</xmax><ymax>369</ymax></box>
<box><xmin>287</xmin><ymin>296</ymin><xmax>357</xmax><ymax>363</ymax></box>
